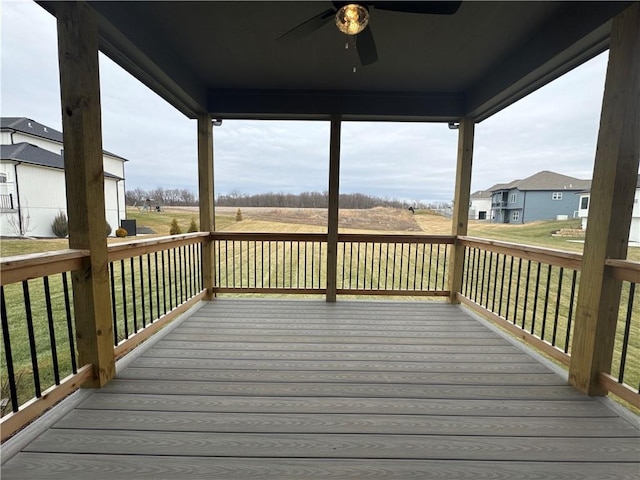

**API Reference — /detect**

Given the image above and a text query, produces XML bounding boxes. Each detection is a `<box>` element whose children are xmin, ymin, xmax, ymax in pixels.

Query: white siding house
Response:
<box><xmin>1</xmin><ymin>117</ymin><xmax>126</xmax><ymax>238</ymax></box>
<box><xmin>469</xmin><ymin>189</ymin><xmax>493</xmax><ymax>220</ymax></box>
<box><xmin>578</xmin><ymin>175</ymin><xmax>640</xmax><ymax>244</ymax></box>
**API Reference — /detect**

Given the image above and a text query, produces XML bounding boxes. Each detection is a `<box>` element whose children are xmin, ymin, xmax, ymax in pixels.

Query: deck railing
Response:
<box><xmin>0</xmin><ymin>193</ymin><xmax>14</xmax><ymax>210</ymax></box>
<box><xmin>336</xmin><ymin>234</ymin><xmax>452</xmax><ymax>296</ymax></box>
<box><xmin>212</xmin><ymin>232</ymin><xmax>453</xmax><ymax>296</ymax></box>
<box><xmin>1</xmin><ymin>231</ymin><xmax>637</xmax><ymax>440</ymax></box>
<box><xmin>0</xmin><ymin>233</ymin><xmax>207</xmax><ymax>440</ymax></box>
<box><xmin>457</xmin><ymin>236</ymin><xmax>639</xmax><ymax>407</ymax></box>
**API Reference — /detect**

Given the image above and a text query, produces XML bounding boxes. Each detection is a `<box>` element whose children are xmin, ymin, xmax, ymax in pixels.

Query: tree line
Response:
<box><xmin>126</xmin><ymin>187</ymin><xmax>451</xmax><ymax>210</ymax></box>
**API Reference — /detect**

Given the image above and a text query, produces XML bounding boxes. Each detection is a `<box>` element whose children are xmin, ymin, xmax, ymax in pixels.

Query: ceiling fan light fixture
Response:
<box><xmin>335</xmin><ymin>4</ymin><xmax>369</xmax><ymax>35</ymax></box>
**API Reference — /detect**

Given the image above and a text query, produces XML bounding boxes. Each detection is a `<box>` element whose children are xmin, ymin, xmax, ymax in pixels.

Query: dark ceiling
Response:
<box><xmin>39</xmin><ymin>1</ymin><xmax>631</xmax><ymax>122</ymax></box>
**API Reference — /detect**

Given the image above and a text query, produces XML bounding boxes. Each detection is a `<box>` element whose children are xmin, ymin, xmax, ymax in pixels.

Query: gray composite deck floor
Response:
<box><xmin>2</xmin><ymin>299</ymin><xmax>639</xmax><ymax>479</ymax></box>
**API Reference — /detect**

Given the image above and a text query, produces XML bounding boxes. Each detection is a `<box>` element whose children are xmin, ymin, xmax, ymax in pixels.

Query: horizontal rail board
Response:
<box><xmin>339</xmin><ymin>234</ymin><xmax>455</xmax><ymax>244</ymax></box>
<box><xmin>211</xmin><ymin>232</ymin><xmax>326</xmax><ymax>242</ymax></box>
<box><xmin>215</xmin><ymin>287</ymin><xmax>325</xmax><ymax>294</ymax></box>
<box><xmin>0</xmin><ymin>249</ymin><xmax>89</xmax><ymax>285</ymax></box>
<box><xmin>107</xmin><ymin>233</ymin><xmax>208</xmax><ymax>262</ymax></box>
<box><xmin>599</xmin><ymin>372</ymin><xmax>640</xmax><ymax>409</ymax></box>
<box><xmin>336</xmin><ymin>289</ymin><xmax>449</xmax><ymax>296</ymax></box>
<box><xmin>606</xmin><ymin>259</ymin><xmax>640</xmax><ymax>284</ymax></box>
<box><xmin>458</xmin><ymin>236</ymin><xmax>583</xmax><ymax>270</ymax></box>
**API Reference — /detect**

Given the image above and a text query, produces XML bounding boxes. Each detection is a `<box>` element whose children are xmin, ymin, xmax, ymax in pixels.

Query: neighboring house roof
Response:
<box><xmin>1</xmin><ymin>117</ymin><xmax>127</xmax><ymax>161</ymax></box>
<box><xmin>574</xmin><ymin>174</ymin><xmax>639</xmax><ymax>194</ymax></box>
<box><xmin>470</xmin><ymin>190</ymin><xmax>492</xmax><ymax>200</ymax></box>
<box><xmin>490</xmin><ymin>171</ymin><xmax>590</xmax><ymax>192</ymax></box>
<box><xmin>1</xmin><ymin>143</ymin><xmax>123</xmax><ymax>180</ymax></box>
<box><xmin>475</xmin><ymin>183</ymin><xmax>518</xmax><ymax>197</ymax></box>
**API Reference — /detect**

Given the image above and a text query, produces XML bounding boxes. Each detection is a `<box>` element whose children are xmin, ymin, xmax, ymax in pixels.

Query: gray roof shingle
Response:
<box><xmin>1</xmin><ymin>143</ymin><xmax>123</xmax><ymax>180</ymax></box>
<box><xmin>489</xmin><ymin>171</ymin><xmax>590</xmax><ymax>192</ymax></box>
<box><xmin>1</xmin><ymin>117</ymin><xmax>127</xmax><ymax>161</ymax></box>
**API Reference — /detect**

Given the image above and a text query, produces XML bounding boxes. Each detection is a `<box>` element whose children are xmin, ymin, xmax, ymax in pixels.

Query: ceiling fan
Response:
<box><xmin>277</xmin><ymin>2</ymin><xmax>462</xmax><ymax>66</ymax></box>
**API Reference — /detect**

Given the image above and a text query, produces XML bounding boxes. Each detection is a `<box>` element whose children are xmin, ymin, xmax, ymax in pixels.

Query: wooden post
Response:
<box><xmin>448</xmin><ymin>118</ymin><xmax>475</xmax><ymax>303</ymax></box>
<box><xmin>57</xmin><ymin>2</ymin><xmax>115</xmax><ymax>387</ymax></box>
<box><xmin>326</xmin><ymin>115</ymin><xmax>342</xmax><ymax>302</ymax></box>
<box><xmin>569</xmin><ymin>3</ymin><xmax>639</xmax><ymax>395</ymax></box>
<box><xmin>198</xmin><ymin>114</ymin><xmax>216</xmax><ymax>300</ymax></box>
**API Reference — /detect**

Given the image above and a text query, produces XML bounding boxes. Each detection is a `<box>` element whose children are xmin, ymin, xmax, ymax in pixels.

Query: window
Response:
<box><xmin>509</xmin><ymin>193</ymin><xmax>517</xmax><ymax>203</ymax></box>
<box><xmin>0</xmin><ymin>173</ymin><xmax>6</xmax><ymax>183</ymax></box>
<box><xmin>581</xmin><ymin>197</ymin><xmax>589</xmax><ymax>209</ymax></box>
<box><xmin>512</xmin><ymin>211</ymin><xmax>520</xmax><ymax>222</ymax></box>
<box><xmin>552</xmin><ymin>192</ymin><xmax>563</xmax><ymax>200</ymax></box>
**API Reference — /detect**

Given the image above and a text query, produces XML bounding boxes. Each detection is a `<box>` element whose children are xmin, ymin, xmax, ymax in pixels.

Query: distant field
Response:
<box><xmin>3</xmin><ymin>206</ymin><xmax>637</xmax><ymax>260</ymax></box>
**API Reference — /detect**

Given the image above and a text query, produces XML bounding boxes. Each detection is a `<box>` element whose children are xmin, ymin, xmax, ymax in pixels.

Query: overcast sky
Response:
<box><xmin>1</xmin><ymin>0</ymin><xmax>619</xmax><ymax>203</ymax></box>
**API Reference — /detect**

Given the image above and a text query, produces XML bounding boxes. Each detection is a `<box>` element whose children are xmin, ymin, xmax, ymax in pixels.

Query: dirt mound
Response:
<box><xmin>216</xmin><ymin>206</ymin><xmax>421</xmax><ymax>232</ymax></box>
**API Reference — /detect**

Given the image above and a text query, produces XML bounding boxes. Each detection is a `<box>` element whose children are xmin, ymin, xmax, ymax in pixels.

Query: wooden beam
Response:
<box><xmin>197</xmin><ymin>114</ymin><xmax>215</xmax><ymax>300</ymax></box>
<box><xmin>569</xmin><ymin>3</ymin><xmax>640</xmax><ymax>396</ymax></box>
<box><xmin>448</xmin><ymin>118</ymin><xmax>475</xmax><ymax>303</ymax></box>
<box><xmin>57</xmin><ymin>1</ymin><xmax>115</xmax><ymax>387</ymax></box>
<box><xmin>326</xmin><ymin>115</ymin><xmax>341</xmax><ymax>302</ymax></box>
<box><xmin>207</xmin><ymin>90</ymin><xmax>465</xmax><ymax>121</ymax></box>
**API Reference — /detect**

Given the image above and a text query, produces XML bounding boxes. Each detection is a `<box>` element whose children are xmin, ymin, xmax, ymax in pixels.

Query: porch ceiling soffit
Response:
<box><xmin>37</xmin><ymin>1</ymin><xmax>632</xmax><ymax>122</ymax></box>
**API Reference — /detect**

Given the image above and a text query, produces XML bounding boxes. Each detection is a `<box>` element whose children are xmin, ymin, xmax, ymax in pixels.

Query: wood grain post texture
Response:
<box><xmin>326</xmin><ymin>116</ymin><xmax>342</xmax><ymax>302</ymax></box>
<box><xmin>57</xmin><ymin>2</ymin><xmax>115</xmax><ymax>387</ymax></box>
<box><xmin>448</xmin><ymin>118</ymin><xmax>475</xmax><ymax>304</ymax></box>
<box><xmin>569</xmin><ymin>3</ymin><xmax>640</xmax><ymax>395</ymax></box>
<box><xmin>198</xmin><ymin>115</ymin><xmax>216</xmax><ymax>300</ymax></box>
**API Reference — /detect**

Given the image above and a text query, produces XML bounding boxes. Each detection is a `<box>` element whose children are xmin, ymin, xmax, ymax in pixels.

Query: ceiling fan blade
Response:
<box><xmin>356</xmin><ymin>25</ymin><xmax>378</xmax><ymax>65</ymax></box>
<box><xmin>370</xmin><ymin>2</ymin><xmax>462</xmax><ymax>15</ymax></box>
<box><xmin>277</xmin><ymin>8</ymin><xmax>336</xmax><ymax>42</ymax></box>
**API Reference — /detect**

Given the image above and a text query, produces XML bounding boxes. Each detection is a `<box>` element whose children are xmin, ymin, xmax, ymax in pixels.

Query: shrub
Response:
<box><xmin>187</xmin><ymin>217</ymin><xmax>198</xmax><ymax>233</ymax></box>
<box><xmin>51</xmin><ymin>211</ymin><xmax>68</xmax><ymax>238</ymax></box>
<box><xmin>115</xmin><ymin>227</ymin><xmax>127</xmax><ymax>238</ymax></box>
<box><xmin>106</xmin><ymin>222</ymin><xmax>112</xmax><ymax>237</ymax></box>
<box><xmin>235</xmin><ymin>208</ymin><xmax>243</xmax><ymax>222</ymax></box>
<box><xmin>169</xmin><ymin>218</ymin><xmax>182</xmax><ymax>235</ymax></box>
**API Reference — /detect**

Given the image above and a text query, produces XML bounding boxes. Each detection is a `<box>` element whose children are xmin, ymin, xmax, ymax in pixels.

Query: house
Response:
<box><xmin>489</xmin><ymin>171</ymin><xmax>591</xmax><ymax>224</ymax></box>
<box><xmin>469</xmin><ymin>189</ymin><xmax>492</xmax><ymax>220</ymax></box>
<box><xmin>469</xmin><ymin>185</ymin><xmax>509</xmax><ymax>220</ymax></box>
<box><xmin>0</xmin><ymin>117</ymin><xmax>126</xmax><ymax>237</ymax></box>
<box><xmin>578</xmin><ymin>174</ymin><xmax>640</xmax><ymax>244</ymax></box>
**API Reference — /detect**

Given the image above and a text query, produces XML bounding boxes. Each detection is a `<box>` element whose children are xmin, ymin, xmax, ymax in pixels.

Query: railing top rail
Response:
<box><xmin>606</xmin><ymin>258</ymin><xmax>640</xmax><ymax>284</ymax></box>
<box><xmin>458</xmin><ymin>236</ymin><xmax>583</xmax><ymax>270</ymax></box>
<box><xmin>210</xmin><ymin>232</ymin><xmax>455</xmax><ymax>244</ymax></box>
<box><xmin>211</xmin><ymin>232</ymin><xmax>327</xmax><ymax>241</ymax></box>
<box><xmin>107</xmin><ymin>232</ymin><xmax>208</xmax><ymax>262</ymax></box>
<box><xmin>338</xmin><ymin>233</ymin><xmax>455</xmax><ymax>244</ymax></box>
<box><xmin>0</xmin><ymin>249</ymin><xmax>90</xmax><ymax>286</ymax></box>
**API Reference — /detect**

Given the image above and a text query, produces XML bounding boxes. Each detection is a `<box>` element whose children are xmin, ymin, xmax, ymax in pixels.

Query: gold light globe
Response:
<box><xmin>335</xmin><ymin>4</ymin><xmax>369</xmax><ymax>35</ymax></box>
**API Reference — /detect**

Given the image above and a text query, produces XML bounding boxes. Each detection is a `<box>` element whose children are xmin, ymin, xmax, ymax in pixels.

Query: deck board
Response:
<box><xmin>3</xmin><ymin>299</ymin><xmax>639</xmax><ymax>479</ymax></box>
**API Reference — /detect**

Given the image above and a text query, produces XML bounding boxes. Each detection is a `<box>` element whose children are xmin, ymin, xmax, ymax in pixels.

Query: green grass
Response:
<box><xmin>1</xmin><ymin>208</ymin><xmax>638</xmax><ymax>415</ymax></box>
